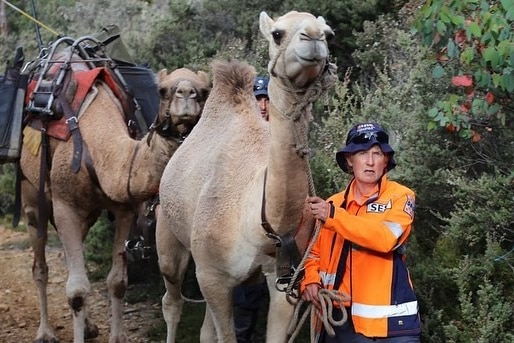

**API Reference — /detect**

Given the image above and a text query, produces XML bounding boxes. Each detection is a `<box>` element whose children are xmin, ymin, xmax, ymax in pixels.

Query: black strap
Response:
<box><xmin>57</xmin><ymin>92</ymin><xmax>83</xmax><ymax>173</ymax></box>
<box><xmin>12</xmin><ymin>162</ymin><xmax>22</xmax><ymax>227</ymax></box>
<box><xmin>332</xmin><ymin>183</ymin><xmax>352</xmax><ymax>290</ymax></box>
<box><xmin>333</xmin><ymin>239</ymin><xmax>351</xmax><ymax>290</ymax></box>
<box><xmin>37</xmin><ymin>126</ymin><xmax>49</xmax><ymax>238</ymax></box>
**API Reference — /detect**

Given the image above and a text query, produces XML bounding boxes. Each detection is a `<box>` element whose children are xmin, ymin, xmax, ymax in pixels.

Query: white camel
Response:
<box><xmin>20</xmin><ymin>64</ymin><xmax>210</xmax><ymax>343</ymax></box>
<box><xmin>156</xmin><ymin>10</ymin><xmax>336</xmax><ymax>343</ymax></box>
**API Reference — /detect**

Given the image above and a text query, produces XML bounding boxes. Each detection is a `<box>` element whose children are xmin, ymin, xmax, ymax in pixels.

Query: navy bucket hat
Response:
<box><xmin>253</xmin><ymin>76</ymin><xmax>269</xmax><ymax>97</ymax></box>
<box><xmin>336</xmin><ymin>123</ymin><xmax>396</xmax><ymax>173</ymax></box>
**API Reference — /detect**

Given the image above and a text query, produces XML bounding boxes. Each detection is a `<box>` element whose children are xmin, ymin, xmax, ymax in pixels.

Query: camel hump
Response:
<box><xmin>210</xmin><ymin>60</ymin><xmax>256</xmax><ymax>101</ymax></box>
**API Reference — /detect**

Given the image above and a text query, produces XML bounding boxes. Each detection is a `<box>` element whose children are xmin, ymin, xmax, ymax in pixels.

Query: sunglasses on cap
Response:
<box><xmin>348</xmin><ymin>131</ymin><xmax>389</xmax><ymax>145</ymax></box>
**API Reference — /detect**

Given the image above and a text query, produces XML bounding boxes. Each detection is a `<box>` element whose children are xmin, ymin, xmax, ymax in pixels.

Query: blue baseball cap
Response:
<box><xmin>335</xmin><ymin>123</ymin><xmax>396</xmax><ymax>173</ymax></box>
<box><xmin>253</xmin><ymin>76</ymin><xmax>269</xmax><ymax>97</ymax></box>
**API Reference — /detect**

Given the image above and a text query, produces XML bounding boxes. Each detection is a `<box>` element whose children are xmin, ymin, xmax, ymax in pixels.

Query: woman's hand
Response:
<box><xmin>307</xmin><ymin>196</ymin><xmax>329</xmax><ymax>222</ymax></box>
<box><xmin>302</xmin><ymin>283</ymin><xmax>322</xmax><ymax>309</ymax></box>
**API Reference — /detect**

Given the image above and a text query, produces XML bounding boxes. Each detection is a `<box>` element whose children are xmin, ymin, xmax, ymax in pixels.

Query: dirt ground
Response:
<box><xmin>0</xmin><ymin>225</ymin><xmax>164</xmax><ymax>343</ymax></box>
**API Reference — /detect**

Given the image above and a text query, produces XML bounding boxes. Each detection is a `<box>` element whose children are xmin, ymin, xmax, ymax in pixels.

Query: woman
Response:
<box><xmin>302</xmin><ymin>122</ymin><xmax>421</xmax><ymax>342</ymax></box>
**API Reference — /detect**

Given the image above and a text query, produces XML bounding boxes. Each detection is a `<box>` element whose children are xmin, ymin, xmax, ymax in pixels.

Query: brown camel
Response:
<box><xmin>19</xmin><ymin>63</ymin><xmax>211</xmax><ymax>343</ymax></box>
<box><xmin>156</xmin><ymin>11</ymin><xmax>336</xmax><ymax>343</ymax></box>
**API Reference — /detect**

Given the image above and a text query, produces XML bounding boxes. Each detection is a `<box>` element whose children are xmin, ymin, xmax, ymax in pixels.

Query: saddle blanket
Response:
<box><xmin>26</xmin><ymin>67</ymin><xmax>125</xmax><ymax>142</ymax></box>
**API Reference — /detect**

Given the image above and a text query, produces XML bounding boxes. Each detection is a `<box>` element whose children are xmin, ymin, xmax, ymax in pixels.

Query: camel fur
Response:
<box><xmin>156</xmin><ymin>10</ymin><xmax>336</xmax><ymax>343</ymax></box>
<box><xmin>19</xmin><ymin>65</ymin><xmax>211</xmax><ymax>343</ymax></box>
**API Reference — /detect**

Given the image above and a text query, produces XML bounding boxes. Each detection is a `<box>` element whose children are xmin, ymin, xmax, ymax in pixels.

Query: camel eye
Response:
<box><xmin>272</xmin><ymin>30</ymin><xmax>283</xmax><ymax>45</ymax></box>
<box><xmin>159</xmin><ymin>87</ymin><xmax>168</xmax><ymax>98</ymax></box>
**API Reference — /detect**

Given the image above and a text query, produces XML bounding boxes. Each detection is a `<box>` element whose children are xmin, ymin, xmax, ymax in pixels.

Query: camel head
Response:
<box><xmin>259</xmin><ymin>11</ymin><xmax>334</xmax><ymax>89</ymax></box>
<box><xmin>156</xmin><ymin>68</ymin><xmax>211</xmax><ymax>135</ymax></box>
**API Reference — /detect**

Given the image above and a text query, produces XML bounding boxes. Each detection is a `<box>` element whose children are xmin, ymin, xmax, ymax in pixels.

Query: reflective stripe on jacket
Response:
<box><xmin>301</xmin><ymin>175</ymin><xmax>421</xmax><ymax>338</ymax></box>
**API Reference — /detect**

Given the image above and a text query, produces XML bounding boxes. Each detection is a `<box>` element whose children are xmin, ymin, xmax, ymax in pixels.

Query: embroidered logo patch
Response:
<box><xmin>367</xmin><ymin>200</ymin><xmax>392</xmax><ymax>213</ymax></box>
<box><xmin>403</xmin><ymin>195</ymin><xmax>415</xmax><ymax>218</ymax></box>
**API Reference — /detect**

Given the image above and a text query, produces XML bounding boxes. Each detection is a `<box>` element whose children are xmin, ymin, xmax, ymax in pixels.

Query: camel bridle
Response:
<box><xmin>127</xmin><ymin>97</ymin><xmax>199</xmax><ymax>201</ymax></box>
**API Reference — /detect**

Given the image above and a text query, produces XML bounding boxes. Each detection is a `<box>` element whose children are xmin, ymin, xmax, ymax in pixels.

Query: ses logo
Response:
<box><xmin>366</xmin><ymin>200</ymin><xmax>392</xmax><ymax>213</ymax></box>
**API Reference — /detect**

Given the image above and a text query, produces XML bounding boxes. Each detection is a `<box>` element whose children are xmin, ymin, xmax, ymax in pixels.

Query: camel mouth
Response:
<box><xmin>297</xmin><ymin>55</ymin><xmax>325</xmax><ymax>67</ymax></box>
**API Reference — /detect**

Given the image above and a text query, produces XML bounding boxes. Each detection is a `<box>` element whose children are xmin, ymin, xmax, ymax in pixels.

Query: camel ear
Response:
<box><xmin>158</xmin><ymin>69</ymin><xmax>168</xmax><ymax>82</ymax></box>
<box><xmin>259</xmin><ymin>11</ymin><xmax>273</xmax><ymax>38</ymax></box>
<box><xmin>317</xmin><ymin>16</ymin><xmax>327</xmax><ymax>25</ymax></box>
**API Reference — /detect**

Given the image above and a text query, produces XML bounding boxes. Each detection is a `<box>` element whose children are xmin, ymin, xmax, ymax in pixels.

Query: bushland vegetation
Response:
<box><xmin>0</xmin><ymin>0</ymin><xmax>512</xmax><ymax>341</ymax></box>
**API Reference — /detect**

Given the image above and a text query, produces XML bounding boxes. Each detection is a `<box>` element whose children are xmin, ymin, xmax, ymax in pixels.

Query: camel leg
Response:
<box><xmin>22</xmin><ymin>180</ymin><xmax>58</xmax><ymax>343</ymax></box>
<box><xmin>266</xmin><ymin>274</ymin><xmax>295</xmax><ymax>343</ymax></box>
<box><xmin>156</xmin><ymin>213</ymin><xmax>190</xmax><ymax>343</ymax></box>
<box><xmin>52</xmin><ymin>199</ymin><xmax>97</xmax><ymax>343</ymax></box>
<box><xmin>105</xmin><ymin>207</ymin><xmax>133</xmax><ymax>343</ymax></box>
<box><xmin>196</xmin><ymin>268</ymin><xmax>236</xmax><ymax>343</ymax></box>
<box><xmin>200</xmin><ymin>304</ymin><xmax>217</xmax><ymax>342</ymax></box>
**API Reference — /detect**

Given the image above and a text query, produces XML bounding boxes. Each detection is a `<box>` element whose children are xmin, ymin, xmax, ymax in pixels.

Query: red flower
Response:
<box><xmin>485</xmin><ymin>92</ymin><xmax>494</xmax><ymax>104</ymax></box>
<box><xmin>452</xmin><ymin>75</ymin><xmax>473</xmax><ymax>87</ymax></box>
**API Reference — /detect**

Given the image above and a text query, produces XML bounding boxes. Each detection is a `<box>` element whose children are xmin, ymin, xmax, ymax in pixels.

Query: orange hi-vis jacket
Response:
<box><xmin>301</xmin><ymin>175</ymin><xmax>421</xmax><ymax>338</ymax></box>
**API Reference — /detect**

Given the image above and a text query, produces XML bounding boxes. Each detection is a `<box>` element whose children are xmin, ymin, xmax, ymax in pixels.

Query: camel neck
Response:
<box><xmin>264</xmin><ymin>100</ymin><xmax>310</xmax><ymax>235</ymax></box>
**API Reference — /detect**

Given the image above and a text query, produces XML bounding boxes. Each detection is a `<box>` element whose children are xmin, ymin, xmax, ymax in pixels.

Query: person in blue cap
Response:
<box><xmin>232</xmin><ymin>76</ymin><xmax>271</xmax><ymax>343</ymax></box>
<box><xmin>302</xmin><ymin>123</ymin><xmax>421</xmax><ymax>342</ymax></box>
<box><xmin>253</xmin><ymin>76</ymin><xmax>270</xmax><ymax>121</ymax></box>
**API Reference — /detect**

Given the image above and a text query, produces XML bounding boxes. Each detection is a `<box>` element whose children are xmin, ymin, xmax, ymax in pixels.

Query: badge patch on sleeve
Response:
<box><xmin>367</xmin><ymin>200</ymin><xmax>392</xmax><ymax>213</ymax></box>
<box><xmin>403</xmin><ymin>195</ymin><xmax>415</xmax><ymax>218</ymax></box>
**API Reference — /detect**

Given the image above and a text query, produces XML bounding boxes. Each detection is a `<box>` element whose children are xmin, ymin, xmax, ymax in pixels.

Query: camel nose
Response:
<box><xmin>175</xmin><ymin>81</ymin><xmax>197</xmax><ymax>99</ymax></box>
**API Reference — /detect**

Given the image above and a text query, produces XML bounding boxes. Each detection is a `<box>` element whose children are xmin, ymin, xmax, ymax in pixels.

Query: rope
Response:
<box><xmin>180</xmin><ymin>294</ymin><xmax>206</xmax><ymax>304</ymax></box>
<box><xmin>267</xmin><ymin>22</ymin><xmax>340</xmax><ymax>342</ymax></box>
<box><xmin>279</xmin><ymin>59</ymin><xmax>340</xmax><ymax>342</ymax></box>
<box><xmin>1</xmin><ymin>0</ymin><xmax>60</xmax><ymax>36</ymax></box>
<box><xmin>287</xmin><ymin>289</ymin><xmax>351</xmax><ymax>342</ymax></box>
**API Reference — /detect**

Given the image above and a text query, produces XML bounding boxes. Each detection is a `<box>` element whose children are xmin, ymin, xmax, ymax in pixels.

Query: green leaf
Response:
<box><xmin>428</xmin><ymin>107</ymin><xmax>439</xmax><ymax>118</ymax></box>
<box><xmin>506</xmin><ymin>7</ymin><xmax>514</xmax><ymax>20</ymax></box>
<box><xmin>492</xmin><ymin>73</ymin><xmax>503</xmax><ymax>88</ymax></box>
<box><xmin>440</xmin><ymin>7</ymin><xmax>452</xmax><ymax>23</ymax></box>
<box><xmin>451</xmin><ymin>15</ymin><xmax>465</xmax><ymax>26</ymax></box>
<box><xmin>460</xmin><ymin>47</ymin><xmax>475</xmax><ymax>65</ymax></box>
<box><xmin>501</xmin><ymin>0</ymin><xmax>514</xmax><ymax>12</ymax></box>
<box><xmin>498</xmin><ymin>27</ymin><xmax>511</xmax><ymax>41</ymax></box>
<box><xmin>502</xmin><ymin>72</ymin><xmax>514</xmax><ymax>91</ymax></box>
<box><xmin>483</xmin><ymin>47</ymin><xmax>499</xmax><ymax>67</ymax></box>
<box><xmin>437</xmin><ymin>20</ymin><xmax>447</xmax><ymax>35</ymax></box>
<box><xmin>497</xmin><ymin>40</ymin><xmax>511</xmax><ymax>57</ymax></box>
<box><xmin>487</xmin><ymin>103</ymin><xmax>500</xmax><ymax>115</ymax></box>
<box><xmin>472</xmin><ymin>98</ymin><xmax>485</xmax><ymax>113</ymax></box>
<box><xmin>427</xmin><ymin>121</ymin><xmax>437</xmax><ymax>131</ymax></box>
<box><xmin>468</xmin><ymin>22</ymin><xmax>482</xmax><ymax>37</ymax></box>
<box><xmin>475</xmin><ymin>70</ymin><xmax>491</xmax><ymax>87</ymax></box>
<box><xmin>432</xmin><ymin>64</ymin><xmax>445</xmax><ymax>78</ymax></box>
<box><xmin>447</xmin><ymin>39</ymin><xmax>458</xmax><ymax>58</ymax></box>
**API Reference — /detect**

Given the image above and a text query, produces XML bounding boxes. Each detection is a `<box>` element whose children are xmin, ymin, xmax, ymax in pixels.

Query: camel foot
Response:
<box><xmin>84</xmin><ymin>321</ymin><xmax>99</xmax><ymax>339</ymax></box>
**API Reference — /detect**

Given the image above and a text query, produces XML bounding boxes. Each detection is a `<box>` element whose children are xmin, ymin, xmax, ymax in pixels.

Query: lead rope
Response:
<box><xmin>268</xmin><ymin>30</ymin><xmax>345</xmax><ymax>342</ymax></box>
<box><xmin>283</xmin><ymin>63</ymin><xmax>349</xmax><ymax>343</ymax></box>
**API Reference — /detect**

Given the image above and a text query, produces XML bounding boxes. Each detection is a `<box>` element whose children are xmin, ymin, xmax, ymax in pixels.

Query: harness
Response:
<box><xmin>12</xmin><ymin>34</ymin><xmax>175</xmax><ymax>237</ymax></box>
